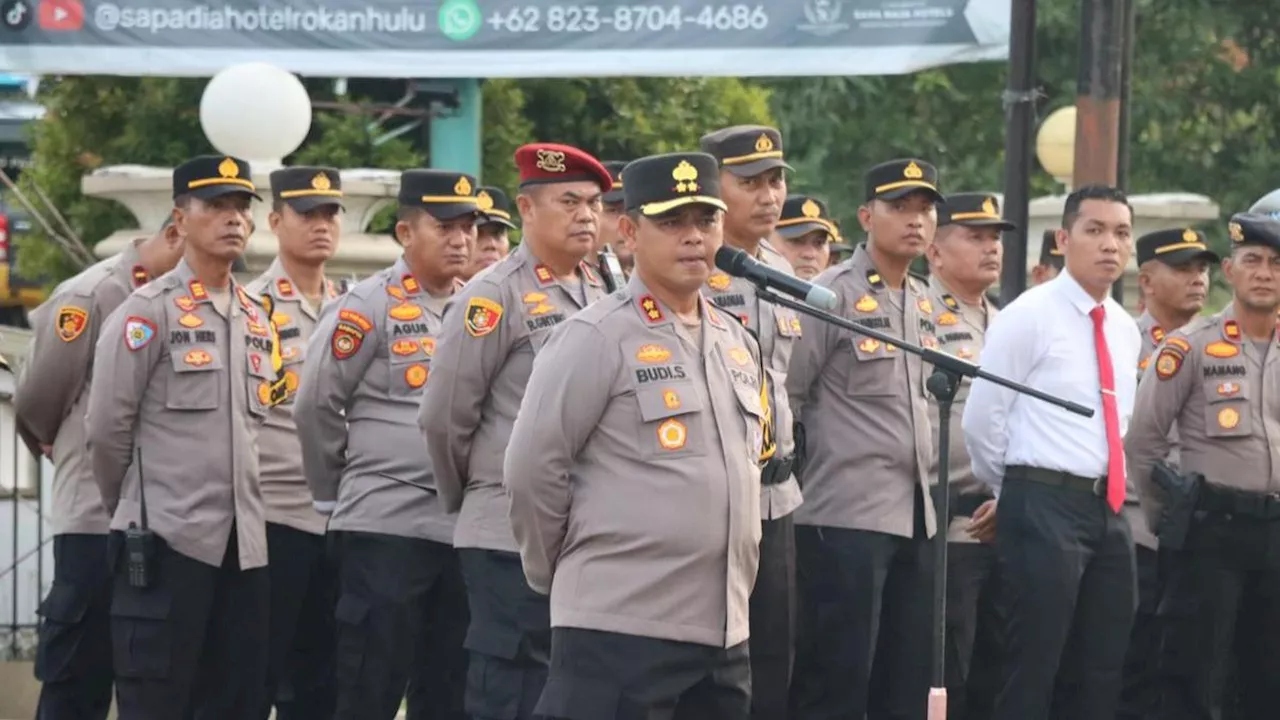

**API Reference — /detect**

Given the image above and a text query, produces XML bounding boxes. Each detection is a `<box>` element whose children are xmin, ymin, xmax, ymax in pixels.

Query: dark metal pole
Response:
<box><xmin>999</xmin><ymin>0</ymin><xmax>1037</xmax><ymax>306</ymax></box>
<box><xmin>1073</xmin><ymin>0</ymin><xmax>1125</xmax><ymax>301</ymax></box>
<box><xmin>1114</xmin><ymin>0</ymin><xmax>1136</xmax><ymax>304</ymax></box>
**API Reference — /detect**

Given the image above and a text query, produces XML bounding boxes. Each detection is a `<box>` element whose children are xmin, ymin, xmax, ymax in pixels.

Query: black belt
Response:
<box><xmin>1006</xmin><ymin>465</ymin><xmax>1105</xmax><ymax>497</ymax></box>
<box><xmin>1198</xmin><ymin>484</ymin><xmax>1280</xmax><ymax>521</ymax></box>
<box><xmin>761</xmin><ymin>455</ymin><xmax>795</xmax><ymax>486</ymax></box>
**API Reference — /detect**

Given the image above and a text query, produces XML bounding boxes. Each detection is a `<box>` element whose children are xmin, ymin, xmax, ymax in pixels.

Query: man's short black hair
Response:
<box><xmin>397</xmin><ymin>205</ymin><xmax>427</xmax><ymax>223</ymax></box>
<box><xmin>1062</xmin><ymin>184</ymin><xmax>1132</xmax><ymax>230</ymax></box>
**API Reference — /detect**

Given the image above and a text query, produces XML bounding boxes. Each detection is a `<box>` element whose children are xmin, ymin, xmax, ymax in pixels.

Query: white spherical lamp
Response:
<box><xmin>199</xmin><ymin>63</ymin><xmax>312</xmax><ymax>171</ymax></box>
<box><xmin>1035</xmin><ymin>106</ymin><xmax>1077</xmax><ymax>189</ymax></box>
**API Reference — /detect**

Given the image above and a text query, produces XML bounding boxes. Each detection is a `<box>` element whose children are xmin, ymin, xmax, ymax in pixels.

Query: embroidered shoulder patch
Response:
<box><xmin>124</xmin><ymin>316</ymin><xmax>157</xmax><ymax>352</ymax></box>
<box><xmin>464</xmin><ymin>297</ymin><xmax>504</xmax><ymax>337</ymax></box>
<box><xmin>1155</xmin><ymin>348</ymin><xmax>1183</xmax><ymax>380</ymax></box>
<box><xmin>55</xmin><ymin>306</ymin><xmax>89</xmax><ymax>342</ymax></box>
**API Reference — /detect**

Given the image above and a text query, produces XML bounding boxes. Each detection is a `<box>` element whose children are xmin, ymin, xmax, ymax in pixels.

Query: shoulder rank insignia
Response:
<box><xmin>1155</xmin><ymin>348</ymin><xmax>1183</xmax><ymax>380</ymax></box>
<box><xmin>276</xmin><ymin>278</ymin><xmax>295</xmax><ymax>298</ymax></box>
<box><xmin>865</xmin><ymin>269</ymin><xmax>886</xmax><ymax>291</ymax></box>
<box><xmin>401</xmin><ymin>275</ymin><xmax>421</xmax><ymax>295</ymax></box>
<box><xmin>189</xmin><ymin>280</ymin><xmax>208</xmax><ymax>302</ymax></box>
<box><xmin>942</xmin><ymin>294</ymin><xmax>960</xmax><ymax>310</ymax></box>
<box><xmin>1224</xmin><ymin>320</ymin><xmax>1241</xmax><ymax>342</ymax></box>
<box><xmin>639</xmin><ymin>295</ymin><xmax>665</xmax><ymax>323</ymax></box>
<box><xmin>124</xmin><ymin>316</ymin><xmax>157</xmax><ymax>351</ymax></box>
<box><xmin>55</xmin><ymin>306</ymin><xmax>89</xmax><ymax>342</ymax></box>
<box><xmin>464</xmin><ymin>297</ymin><xmax>503</xmax><ymax>337</ymax></box>
<box><xmin>1151</xmin><ymin>325</ymin><xmax>1166</xmax><ymax>344</ymax></box>
<box><xmin>131</xmin><ymin>265</ymin><xmax>149</xmax><ymax>288</ymax></box>
<box><xmin>534</xmin><ymin>265</ymin><xmax>554</xmax><ymax>286</ymax></box>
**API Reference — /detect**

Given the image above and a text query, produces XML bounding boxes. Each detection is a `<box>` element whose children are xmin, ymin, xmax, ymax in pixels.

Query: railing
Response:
<box><xmin>0</xmin><ymin>327</ymin><xmax>52</xmax><ymax>662</ymax></box>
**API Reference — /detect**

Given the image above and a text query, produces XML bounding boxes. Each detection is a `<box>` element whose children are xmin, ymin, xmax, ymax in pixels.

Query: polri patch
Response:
<box><xmin>464</xmin><ymin>297</ymin><xmax>503</xmax><ymax>337</ymax></box>
<box><xmin>56</xmin><ymin>306</ymin><xmax>88</xmax><ymax>342</ymax></box>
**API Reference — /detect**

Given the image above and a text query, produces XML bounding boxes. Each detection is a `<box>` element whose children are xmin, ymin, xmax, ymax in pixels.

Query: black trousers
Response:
<box><xmin>258</xmin><ymin>522</ymin><xmax>337</xmax><ymax>720</ymax></box>
<box><xmin>1117</xmin><ymin>545</ymin><xmax>1161</xmax><ymax>720</ymax></box>
<box><xmin>790</xmin><ymin>519</ymin><xmax>933</xmax><ymax>720</ymax></box>
<box><xmin>459</xmin><ymin>548</ymin><xmax>552</xmax><ymax>720</ymax></box>
<box><xmin>1158</xmin><ymin>512</ymin><xmax>1280</xmax><ymax>720</ymax></box>
<box><xmin>944</xmin><ymin>541</ymin><xmax>1009</xmax><ymax>720</ymax></box>
<box><xmin>993</xmin><ymin>477</ymin><xmax>1136</xmax><ymax>720</ymax></box>
<box><xmin>749</xmin><ymin>513</ymin><xmax>796</xmax><ymax>720</ymax></box>
<box><xmin>536</xmin><ymin>627</ymin><xmax>750</xmax><ymax>720</ymax></box>
<box><xmin>109</xmin><ymin>527</ymin><xmax>269</xmax><ymax>720</ymax></box>
<box><xmin>331</xmin><ymin>531</ymin><xmax>469</xmax><ymax>720</ymax></box>
<box><xmin>34</xmin><ymin>533</ymin><xmax>114</xmax><ymax>720</ymax></box>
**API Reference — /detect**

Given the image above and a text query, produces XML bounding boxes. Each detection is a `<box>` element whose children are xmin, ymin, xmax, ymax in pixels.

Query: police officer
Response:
<box><xmin>774</xmin><ymin>194</ymin><xmax>839</xmax><ymax>281</ymax></box>
<box><xmin>507</xmin><ymin>150</ymin><xmax>763</xmax><ymax>719</ymax></box>
<box><xmin>786</xmin><ymin>158</ymin><xmax>941</xmax><ymax>720</ymax></box>
<box><xmin>1121</xmin><ymin>227</ymin><xmax>1218</xmax><ymax>720</ymax></box>
<box><xmin>1126</xmin><ymin>213</ymin><xmax>1280</xmax><ymax>720</ymax></box>
<box><xmin>466</xmin><ymin>185</ymin><xmax>517</xmax><ymax>280</ymax></box>
<box><xmin>599</xmin><ymin>160</ymin><xmax>633</xmax><ymax>278</ymax></box>
<box><xmin>15</xmin><ymin>218</ymin><xmax>182</xmax><ymax>720</ymax></box>
<box><xmin>922</xmin><ymin>192</ymin><xmax>1012</xmax><ymax>719</ymax></box>
<box><xmin>419</xmin><ymin>143</ymin><xmax>612</xmax><ymax>720</ymax></box>
<box><xmin>247</xmin><ymin>166</ymin><xmax>344</xmax><ymax>720</ymax></box>
<box><xmin>699</xmin><ymin>124</ymin><xmax>801</xmax><ymax>720</ymax></box>
<box><xmin>86</xmin><ymin>154</ymin><xmax>280</xmax><ymax>718</ymax></box>
<box><xmin>1032</xmin><ymin>228</ymin><xmax>1065</xmax><ymax>285</ymax></box>
<box><xmin>294</xmin><ymin>169</ymin><xmax>476</xmax><ymax>720</ymax></box>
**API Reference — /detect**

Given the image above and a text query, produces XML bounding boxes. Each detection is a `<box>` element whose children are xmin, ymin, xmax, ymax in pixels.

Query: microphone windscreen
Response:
<box><xmin>714</xmin><ymin>245</ymin><xmax>746</xmax><ymax>275</ymax></box>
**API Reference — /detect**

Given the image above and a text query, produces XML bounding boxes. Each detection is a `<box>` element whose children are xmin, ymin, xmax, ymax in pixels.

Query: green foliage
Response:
<box><xmin>766</xmin><ymin>0</ymin><xmax>1280</xmax><ymax>260</ymax></box>
<box><xmin>16</xmin><ymin>76</ymin><xmax>210</xmax><ymax>279</ymax></box>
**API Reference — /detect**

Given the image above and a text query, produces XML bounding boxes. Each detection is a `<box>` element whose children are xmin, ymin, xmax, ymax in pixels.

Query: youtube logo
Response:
<box><xmin>38</xmin><ymin>0</ymin><xmax>81</xmax><ymax>30</ymax></box>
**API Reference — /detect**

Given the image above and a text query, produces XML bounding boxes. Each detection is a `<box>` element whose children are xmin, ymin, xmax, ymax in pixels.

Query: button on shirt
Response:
<box><xmin>962</xmin><ymin>271</ymin><xmax>1142</xmax><ymax>494</ymax></box>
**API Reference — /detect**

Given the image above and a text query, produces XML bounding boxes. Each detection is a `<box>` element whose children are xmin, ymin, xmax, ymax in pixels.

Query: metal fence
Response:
<box><xmin>0</xmin><ymin>333</ymin><xmax>53</xmax><ymax>662</ymax></box>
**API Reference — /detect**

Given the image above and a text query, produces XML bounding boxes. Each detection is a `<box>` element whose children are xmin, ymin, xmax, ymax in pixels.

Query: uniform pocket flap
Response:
<box><xmin>463</xmin><ymin>620</ymin><xmax>522</xmax><ymax>660</ymax></box>
<box><xmin>37</xmin><ymin>581</ymin><xmax>91</xmax><ymax>623</ymax></box>
<box><xmin>110</xmin><ymin>586</ymin><xmax>171</xmax><ymax>621</ymax></box>
<box><xmin>636</xmin><ymin>386</ymin><xmax>702</xmax><ymax>423</ymax></box>
<box><xmin>333</xmin><ymin>593</ymin><xmax>371</xmax><ymax>625</ymax></box>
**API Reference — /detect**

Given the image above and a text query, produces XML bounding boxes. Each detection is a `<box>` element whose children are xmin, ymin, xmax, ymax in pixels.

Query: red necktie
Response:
<box><xmin>1089</xmin><ymin>305</ymin><xmax>1126</xmax><ymax>513</ymax></box>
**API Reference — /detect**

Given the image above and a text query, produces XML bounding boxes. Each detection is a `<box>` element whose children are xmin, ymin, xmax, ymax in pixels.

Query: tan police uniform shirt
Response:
<box><xmin>506</xmin><ymin>278</ymin><xmax>763</xmax><ymax>648</ymax></box>
<box><xmin>1128</xmin><ymin>310</ymin><xmax>1176</xmax><ymax>550</ymax></box>
<box><xmin>420</xmin><ymin>242</ymin><xmax>608</xmax><ymax>552</ymax></box>
<box><xmin>1126</xmin><ymin>307</ymin><xmax>1280</xmax><ymax>533</ymax></box>
<box><xmin>244</xmin><ymin>259</ymin><xmax>338</xmax><ymax>536</ymax></box>
<box><xmin>786</xmin><ymin>244</ymin><xmax>937</xmax><ymax>539</ymax></box>
<box><xmin>294</xmin><ymin>257</ymin><xmax>455</xmax><ymax>544</ymax></box>
<box><xmin>703</xmin><ymin>239</ymin><xmax>803</xmax><ymax>520</ymax></box>
<box><xmin>15</xmin><ymin>242</ymin><xmax>149</xmax><ymax>536</ymax></box>
<box><xmin>924</xmin><ymin>276</ymin><xmax>995</xmax><ymax>544</ymax></box>
<box><xmin>87</xmin><ymin>259</ymin><xmax>274</xmax><ymax>569</ymax></box>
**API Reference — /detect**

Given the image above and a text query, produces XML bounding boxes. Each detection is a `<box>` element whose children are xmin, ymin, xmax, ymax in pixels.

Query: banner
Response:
<box><xmin>0</xmin><ymin>0</ymin><xmax>1009</xmax><ymax>77</ymax></box>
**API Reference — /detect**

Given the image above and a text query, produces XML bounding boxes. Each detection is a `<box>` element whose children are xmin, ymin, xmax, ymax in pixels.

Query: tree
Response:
<box><xmin>765</xmin><ymin>0</ymin><xmax>1280</xmax><ymax>260</ymax></box>
<box><xmin>18</xmin><ymin>76</ymin><xmax>771</xmax><ymax>283</ymax></box>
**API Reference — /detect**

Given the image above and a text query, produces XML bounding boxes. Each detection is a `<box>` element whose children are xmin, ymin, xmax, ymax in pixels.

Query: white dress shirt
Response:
<box><xmin>962</xmin><ymin>271</ymin><xmax>1142</xmax><ymax>493</ymax></box>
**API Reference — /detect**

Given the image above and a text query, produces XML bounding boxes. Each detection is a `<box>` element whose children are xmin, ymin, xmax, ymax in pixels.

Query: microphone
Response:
<box><xmin>714</xmin><ymin>246</ymin><xmax>839</xmax><ymax>311</ymax></box>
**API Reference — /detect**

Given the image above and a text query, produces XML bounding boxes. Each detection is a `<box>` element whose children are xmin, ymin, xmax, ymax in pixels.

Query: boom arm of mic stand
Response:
<box><xmin>753</xmin><ymin>286</ymin><xmax>1094</xmax><ymax>419</ymax></box>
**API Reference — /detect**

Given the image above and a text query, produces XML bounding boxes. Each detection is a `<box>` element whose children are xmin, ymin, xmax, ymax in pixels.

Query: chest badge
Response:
<box><xmin>178</xmin><ymin>313</ymin><xmax>203</xmax><ymax>329</ymax></box>
<box><xmin>855</xmin><ymin>295</ymin><xmax>878</xmax><ymax>313</ymax></box>
<box><xmin>657</xmin><ymin>418</ymin><xmax>688</xmax><ymax>451</ymax></box>
<box><xmin>1218</xmin><ymin>407</ymin><xmax>1240</xmax><ymax>429</ymax></box>
<box><xmin>389</xmin><ymin>303</ymin><xmax>423</xmax><ymax>321</ymax></box>
<box><xmin>708</xmin><ymin>272</ymin><xmax>732</xmax><ymax>291</ymax></box>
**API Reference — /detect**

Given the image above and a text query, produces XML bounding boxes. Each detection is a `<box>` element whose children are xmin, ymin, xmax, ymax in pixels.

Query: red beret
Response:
<box><xmin>514</xmin><ymin>143</ymin><xmax>612</xmax><ymax>192</ymax></box>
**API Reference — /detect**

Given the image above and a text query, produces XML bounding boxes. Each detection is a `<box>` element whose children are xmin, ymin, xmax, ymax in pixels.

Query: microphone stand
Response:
<box><xmin>752</xmin><ymin>286</ymin><xmax>1093</xmax><ymax>720</ymax></box>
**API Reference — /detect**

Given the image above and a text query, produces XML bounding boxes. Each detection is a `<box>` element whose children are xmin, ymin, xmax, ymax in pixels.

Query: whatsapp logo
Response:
<box><xmin>439</xmin><ymin>0</ymin><xmax>481</xmax><ymax>41</ymax></box>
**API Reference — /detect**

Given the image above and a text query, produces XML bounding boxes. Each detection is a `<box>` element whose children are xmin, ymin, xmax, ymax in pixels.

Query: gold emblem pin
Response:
<box><xmin>454</xmin><ymin>176</ymin><xmax>472</xmax><ymax>196</ymax></box>
<box><xmin>802</xmin><ymin>199</ymin><xmax>821</xmax><ymax>218</ymax></box>
<box><xmin>982</xmin><ymin>197</ymin><xmax>996</xmax><ymax>215</ymax></box>
<box><xmin>672</xmin><ymin>160</ymin><xmax>700</xmax><ymax>193</ymax></box>
<box><xmin>903</xmin><ymin>161</ymin><xmax>924</xmax><ymax>179</ymax></box>
<box><xmin>1229</xmin><ymin>222</ymin><xmax>1244</xmax><ymax>243</ymax></box>
<box><xmin>1182</xmin><ymin>228</ymin><xmax>1197</xmax><ymax>242</ymax></box>
<box><xmin>218</xmin><ymin>157</ymin><xmax>239</xmax><ymax>178</ymax></box>
<box><xmin>755</xmin><ymin>133</ymin><xmax>774</xmax><ymax>153</ymax></box>
<box><xmin>536</xmin><ymin>149</ymin><xmax>567</xmax><ymax>173</ymax></box>
<box><xmin>476</xmin><ymin>190</ymin><xmax>493</xmax><ymax>211</ymax></box>
<box><xmin>311</xmin><ymin>172</ymin><xmax>331</xmax><ymax>190</ymax></box>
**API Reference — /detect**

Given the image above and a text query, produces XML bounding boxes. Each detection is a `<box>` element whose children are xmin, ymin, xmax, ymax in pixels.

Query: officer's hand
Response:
<box><xmin>967</xmin><ymin>500</ymin><xmax>997</xmax><ymax>543</ymax></box>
